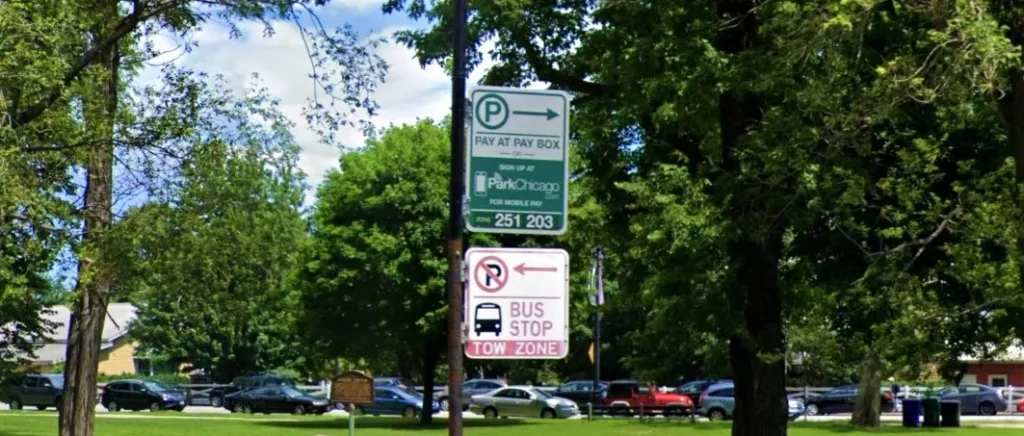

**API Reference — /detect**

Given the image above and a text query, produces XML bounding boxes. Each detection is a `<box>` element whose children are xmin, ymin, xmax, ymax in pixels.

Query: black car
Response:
<box><xmin>803</xmin><ymin>385</ymin><xmax>895</xmax><ymax>416</ymax></box>
<box><xmin>554</xmin><ymin>380</ymin><xmax>608</xmax><ymax>406</ymax></box>
<box><xmin>223</xmin><ymin>385</ymin><xmax>331</xmax><ymax>415</ymax></box>
<box><xmin>208</xmin><ymin>374</ymin><xmax>294</xmax><ymax>408</ymax></box>
<box><xmin>1</xmin><ymin>373</ymin><xmax>64</xmax><ymax>411</ymax></box>
<box><xmin>100</xmin><ymin>379</ymin><xmax>188</xmax><ymax>412</ymax></box>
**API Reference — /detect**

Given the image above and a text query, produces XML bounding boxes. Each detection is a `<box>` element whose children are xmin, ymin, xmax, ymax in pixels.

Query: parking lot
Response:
<box><xmin>3</xmin><ymin>402</ymin><xmax>1024</xmax><ymax>423</ymax></box>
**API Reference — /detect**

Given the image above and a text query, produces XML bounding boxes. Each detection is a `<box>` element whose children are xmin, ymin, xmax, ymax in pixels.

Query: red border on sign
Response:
<box><xmin>474</xmin><ymin>256</ymin><xmax>508</xmax><ymax>293</ymax></box>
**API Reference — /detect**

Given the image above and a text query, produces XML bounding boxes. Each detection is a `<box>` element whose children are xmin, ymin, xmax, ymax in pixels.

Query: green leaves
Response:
<box><xmin>115</xmin><ymin>81</ymin><xmax>308</xmax><ymax>379</ymax></box>
<box><xmin>296</xmin><ymin>119</ymin><xmax>479</xmax><ymax>376</ymax></box>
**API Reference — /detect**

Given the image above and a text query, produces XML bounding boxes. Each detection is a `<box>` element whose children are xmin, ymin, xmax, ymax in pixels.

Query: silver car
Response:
<box><xmin>702</xmin><ymin>382</ymin><xmax>804</xmax><ymax>421</ymax></box>
<box><xmin>469</xmin><ymin>386</ymin><xmax>579</xmax><ymax>419</ymax></box>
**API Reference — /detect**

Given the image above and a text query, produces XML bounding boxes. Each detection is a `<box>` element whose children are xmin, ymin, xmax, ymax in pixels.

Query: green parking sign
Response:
<box><xmin>467</xmin><ymin>87</ymin><xmax>570</xmax><ymax>235</ymax></box>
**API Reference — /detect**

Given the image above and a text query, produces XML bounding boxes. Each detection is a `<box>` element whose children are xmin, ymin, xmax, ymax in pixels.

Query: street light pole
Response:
<box><xmin>446</xmin><ymin>0</ymin><xmax>468</xmax><ymax>434</ymax></box>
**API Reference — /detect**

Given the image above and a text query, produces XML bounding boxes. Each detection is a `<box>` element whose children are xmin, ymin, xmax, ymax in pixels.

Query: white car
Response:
<box><xmin>469</xmin><ymin>386</ymin><xmax>579</xmax><ymax>419</ymax></box>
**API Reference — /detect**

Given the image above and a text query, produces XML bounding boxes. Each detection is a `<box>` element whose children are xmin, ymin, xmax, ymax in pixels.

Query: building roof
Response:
<box><xmin>958</xmin><ymin>340</ymin><xmax>1024</xmax><ymax>363</ymax></box>
<box><xmin>24</xmin><ymin>303</ymin><xmax>137</xmax><ymax>365</ymax></box>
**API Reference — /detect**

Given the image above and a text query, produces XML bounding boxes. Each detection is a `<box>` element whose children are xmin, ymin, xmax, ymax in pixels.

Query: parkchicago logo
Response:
<box><xmin>487</xmin><ymin>173</ymin><xmax>560</xmax><ymax>194</ymax></box>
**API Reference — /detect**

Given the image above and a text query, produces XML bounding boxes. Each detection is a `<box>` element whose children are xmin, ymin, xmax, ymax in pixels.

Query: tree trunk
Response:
<box><xmin>713</xmin><ymin>1</ymin><xmax>786</xmax><ymax>433</ymax></box>
<box><xmin>727</xmin><ymin>236</ymin><xmax>789</xmax><ymax>436</ymax></box>
<box><xmin>851</xmin><ymin>354</ymin><xmax>884</xmax><ymax>427</ymax></box>
<box><xmin>419</xmin><ymin>341</ymin><xmax>439</xmax><ymax>425</ymax></box>
<box><xmin>58</xmin><ymin>13</ymin><xmax>120</xmax><ymax>436</ymax></box>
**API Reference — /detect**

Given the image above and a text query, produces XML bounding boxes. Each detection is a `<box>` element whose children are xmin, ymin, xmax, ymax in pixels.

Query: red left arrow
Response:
<box><xmin>514</xmin><ymin>263</ymin><xmax>558</xmax><ymax>275</ymax></box>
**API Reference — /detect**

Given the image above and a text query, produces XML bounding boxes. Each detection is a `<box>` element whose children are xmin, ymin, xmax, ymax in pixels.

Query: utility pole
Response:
<box><xmin>591</xmin><ymin>247</ymin><xmax>604</xmax><ymax>406</ymax></box>
<box><xmin>446</xmin><ymin>0</ymin><xmax>468</xmax><ymax>434</ymax></box>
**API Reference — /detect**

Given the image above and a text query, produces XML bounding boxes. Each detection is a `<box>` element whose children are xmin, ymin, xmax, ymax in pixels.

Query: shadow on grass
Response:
<box><xmin>256</xmin><ymin>417</ymin><xmax>535</xmax><ymax>431</ymax></box>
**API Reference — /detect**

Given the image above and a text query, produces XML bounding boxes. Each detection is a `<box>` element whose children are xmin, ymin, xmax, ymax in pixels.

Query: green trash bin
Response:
<box><xmin>922</xmin><ymin>398</ymin><xmax>940</xmax><ymax>427</ymax></box>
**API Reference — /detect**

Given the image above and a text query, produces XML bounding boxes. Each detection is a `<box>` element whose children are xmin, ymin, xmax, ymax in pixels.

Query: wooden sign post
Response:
<box><xmin>331</xmin><ymin>372</ymin><xmax>374</xmax><ymax>436</ymax></box>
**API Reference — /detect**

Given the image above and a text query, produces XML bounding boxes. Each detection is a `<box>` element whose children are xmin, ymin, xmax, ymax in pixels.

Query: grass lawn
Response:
<box><xmin>0</xmin><ymin>413</ymin><xmax>1021</xmax><ymax>436</ymax></box>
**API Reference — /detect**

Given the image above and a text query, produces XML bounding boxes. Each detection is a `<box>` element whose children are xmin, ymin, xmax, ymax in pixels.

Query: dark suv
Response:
<box><xmin>208</xmin><ymin>375</ymin><xmax>294</xmax><ymax>408</ymax></box>
<box><xmin>2</xmin><ymin>373</ymin><xmax>64</xmax><ymax>411</ymax></box>
<box><xmin>100</xmin><ymin>379</ymin><xmax>188</xmax><ymax>412</ymax></box>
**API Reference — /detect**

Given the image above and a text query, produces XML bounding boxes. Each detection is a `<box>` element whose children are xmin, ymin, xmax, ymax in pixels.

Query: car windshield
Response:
<box><xmin>49</xmin><ymin>375</ymin><xmax>65</xmax><ymax>388</ymax></box>
<box><xmin>281</xmin><ymin>386</ymin><xmax>306</xmax><ymax>397</ymax></box>
<box><xmin>399</xmin><ymin>387</ymin><xmax>421</xmax><ymax>397</ymax></box>
<box><xmin>530</xmin><ymin>389</ymin><xmax>552</xmax><ymax>399</ymax></box>
<box><xmin>142</xmin><ymin>381</ymin><xmax>166</xmax><ymax>392</ymax></box>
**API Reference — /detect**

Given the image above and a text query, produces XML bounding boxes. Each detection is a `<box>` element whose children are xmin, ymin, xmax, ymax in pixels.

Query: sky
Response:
<box><xmin>139</xmin><ymin>1</ymin><xmax>505</xmax><ymax>198</ymax></box>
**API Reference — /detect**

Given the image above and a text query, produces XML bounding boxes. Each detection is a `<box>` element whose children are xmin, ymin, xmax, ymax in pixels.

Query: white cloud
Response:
<box><xmin>327</xmin><ymin>0</ymin><xmax>386</xmax><ymax>13</ymax></box>
<box><xmin>139</xmin><ymin>16</ymin><xmax>546</xmax><ymax>203</ymax></box>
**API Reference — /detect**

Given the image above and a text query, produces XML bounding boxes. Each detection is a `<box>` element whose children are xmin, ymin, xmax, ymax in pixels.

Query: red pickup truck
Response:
<box><xmin>604</xmin><ymin>380</ymin><xmax>693</xmax><ymax>416</ymax></box>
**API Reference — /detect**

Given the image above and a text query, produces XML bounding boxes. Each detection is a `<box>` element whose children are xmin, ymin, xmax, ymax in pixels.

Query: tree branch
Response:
<box><xmin>506</xmin><ymin>28</ymin><xmax>611</xmax><ymax>98</ymax></box>
<box><xmin>11</xmin><ymin>214</ymin><xmax>61</xmax><ymax>233</ymax></box>
<box><xmin>11</xmin><ymin>0</ymin><xmax>185</xmax><ymax>128</ymax></box>
<box><xmin>901</xmin><ymin>206</ymin><xmax>960</xmax><ymax>272</ymax></box>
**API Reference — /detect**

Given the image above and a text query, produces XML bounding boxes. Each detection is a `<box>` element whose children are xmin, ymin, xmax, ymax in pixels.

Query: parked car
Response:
<box><xmin>373</xmin><ymin>377</ymin><xmax>417</xmax><ymax>390</ymax></box>
<box><xmin>675</xmin><ymin>379</ymin><xmax>732</xmax><ymax>409</ymax></box>
<box><xmin>936</xmin><ymin>384</ymin><xmax>1007</xmax><ymax>415</ymax></box>
<box><xmin>604</xmin><ymin>380</ymin><xmax>693</xmax><ymax>416</ymax></box>
<box><xmin>208</xmin><ymin>374</ymin><xmax>294</xmax><ymax>408</ymax></box>
<box><xmin>700</xmin><ymin>382</ymin><xmax>804</xmax><ymax>421</ymax></box>
<box><xmin>222</xmin><ymin>385</ymin><xmax>330</xmax><ymax>415</ymax></box>
<box><xmin>436</xmin><ymin>378</ymin><xmax>507</xmax><ymax>412</ymax></box>
<box><xmin>554</xmin><ymin>380</ymin><xmax>608</xmax><ymax>406</ymax></box>
<box><xmin>147</xmin><ymin>380</ymin><xmax>192</xmax><ymax>406</ymax></box>
<box><xmin>357</xmin><ymin>386</ymin><xmax>438</xmax><ymax>418</ymax></box>
<box><xmin>804</xmin><ymin>385</ymin><xmax>894</xmax><ymax>416</ymax></box>
<box><xmin>470</xmin><ymin>385</ymin><xmax>579</xmax><ymax>419</ymax></box>
<box><xmin>100</xmin><ymin>379</ymin><xmax>188</xmax><ymax>412</ymax></box>
<box><xmin>1</xmin><ymin>373</ymin><xmax>64</xmax><ymax>411</ymax></box>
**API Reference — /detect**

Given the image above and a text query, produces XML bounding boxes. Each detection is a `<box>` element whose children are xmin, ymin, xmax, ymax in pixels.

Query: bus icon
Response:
<box><xmin>474</xmin><ymin>303</ymin><xmax>502</xmax><ymax>336</ymax></box>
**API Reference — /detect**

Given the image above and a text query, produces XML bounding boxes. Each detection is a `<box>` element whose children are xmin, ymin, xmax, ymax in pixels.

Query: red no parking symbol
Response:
<box><xmin>474</xmin><ymin>256</ymin><xmax>508</xmax><ymax>293</ymax></box>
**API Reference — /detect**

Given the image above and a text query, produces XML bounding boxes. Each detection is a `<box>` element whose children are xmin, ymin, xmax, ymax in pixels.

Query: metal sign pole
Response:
<box><xmin>348</xmin><ymin>403</ymin><xmax>355</xmax><ymax>436</ymax></box>
<box><xmin>447</xmin><ymin>0</ymin><xmax>468</xmax><ymax>433</ymax></box>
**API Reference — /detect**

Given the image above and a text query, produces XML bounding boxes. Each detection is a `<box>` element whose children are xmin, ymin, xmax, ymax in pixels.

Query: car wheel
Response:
<box><xmin>979</xmin><ymin>402</ymin><xmax>996</xmax><ymax>416</ymax></box>
<box><xmin>403</xmin><ymin>406</ymin><xmax>417</xmax><ymax>419</ymax></box>
<box><xmin>149</xmin><ymin>402</ymin><xmax>161</xmax><ymax>412</ymax></box>
<box><xmin>541</xmin><ymin>408</ymin><xmax>557</xmax><ymax>419</ymax></box>
<box><xmin>439</xmin><ymin>398</ymin><xmax>449</xmax><ymax>412</ymax></box>
<box><xmin>805</xmin><ymin>403</ymin><xmax>819</xmax><ymax>416</ymax></box>
<box><xmin>9</xmin><ymin>399</ymin><xmax>22</xmax><ymax>410</ymax></box>
<box><xmin>36</xmin><ymin>406</ymin><xmax>47</xmax><ymax>411</ymax></box>
<box><xmin>107</xmin><ymin>401</ymin><xmax>119</xmax><ymax>412</ymax></box>
<box><xmin>210</xmin><ymin>396</ymin><xmax>223</xmax><ymax>408</ymax></box>
<box><xmin>483</xmin><ymin>407</ymin><xmax>499</xmax><ymax>419</ymax></box>
<box><xmin>293</xmin><ymin>404</ymin><xmax>306</xmax><ymax>415</ymax></box>
<box><xmin>708</xmin><ymin>408</ymin><xmax>726</xmax><ymax>421</ymax></box>
<box><xmin>612</xmin><ymin>405</ymin><xmax>632</xmax><ymax>416</ymax></box>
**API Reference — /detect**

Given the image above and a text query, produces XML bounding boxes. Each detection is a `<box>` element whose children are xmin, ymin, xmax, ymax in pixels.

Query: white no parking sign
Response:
<box><xmin>464</xmin><ymin>247</ymin><xmax>569</xmax><ymax>359</ymax></box>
